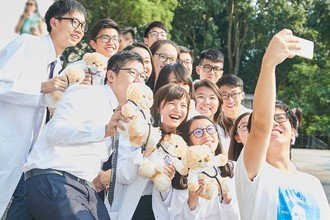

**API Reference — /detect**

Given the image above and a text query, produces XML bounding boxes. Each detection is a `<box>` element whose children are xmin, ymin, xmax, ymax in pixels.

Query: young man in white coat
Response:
<box><xmin>0</xmin><ymin>0</ymin><xmax>86</xmax><ymax>218</ymax></box>
<box><xmin>23</xmin><ymin>51</ymin><xmax>147</xmax><ymax>219</ymax></box>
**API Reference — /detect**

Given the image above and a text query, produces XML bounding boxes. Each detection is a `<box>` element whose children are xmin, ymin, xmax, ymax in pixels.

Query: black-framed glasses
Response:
<box><xmin>56</xmin><ymin>17</ymin><xmax>88</xmax><ymax>33</ymax></box>
<box><xmin>120</xmin><ymin>68</ymin><xmax>148</xmax><ymax>82</ymax></box>
<box><xmin>179</xmin><ymin>59</ymin><xmax>192</xmax><ymax>66</ymax></box>
<box><xmin>274</xmin><ymin>113</ymin><xmax>288</xmax><ymax>123</ymax></box>
<box><xmin>154</xmin><ymin>53</ymin><xmax>177</xmax><ymax>63</ymax></box>
<box><xmin>148</xmin><ymin>31</ymin><xmax>167</xmax><ymax>39</ymax></box>
<box><xmin>238</xmin><ymin>122</ymin><xmax>248</xmax><ymax>131</ymax></box>
<box><xmin>189</xmin><ymin>125</ymin><xmax>217</xmax><ymax>138</ymax></box>
<box><xmin>95</xmin><ymin>35</ymin><xmax>119</xmax><ymax>43</ymax></box>
<box><xmin>220</xmin><ymin>92</ymin><xmax>241</xmax><ymax>100</ymax></box>
<box><xmin>199</xmin><ymin>64</ymin><xmax>223</xmax><ymax>73</ymax></box>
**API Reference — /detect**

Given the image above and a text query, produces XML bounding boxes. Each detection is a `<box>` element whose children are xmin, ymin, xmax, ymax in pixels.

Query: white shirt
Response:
<box><xmin>24</xmin><ymin>84</ymin><xmax>118</xmax><ymax>182</ymax></box>
<box><xmin>235</xmin><ymin>149</ymin><xmax>330</xmax><ymax>220</ymax></box>
<box><xmin>107</xmin><ymin>135</ymin><xmax>170</xmax><ymax>220</ymax></box>
<box><xmin>217</xmin><ymin>105</ymin><xmax>251</xmax><ymax>154</ymax></box>
<box><xmin>0</xmin><ymin>34</ymin><xmax>60</xmax><ymax>216</ymax></box>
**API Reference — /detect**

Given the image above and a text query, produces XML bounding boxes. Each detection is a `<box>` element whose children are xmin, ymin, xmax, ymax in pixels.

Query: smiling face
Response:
<box><xmin>131</xmin><ymin>47</ymin><xmax>153</xmax><ymax>77</ymax></box>
<box><xmin>153</xmin><ymin>43</ymin><xmax>178</xmax><ymax>81</ymax></box>
<box><xmin>160</xmin><ymin>97</ymin><xmax>188</xmax><ymax>133</ymax></box>
<box><xmin>189</xmin><ymin>119</ymin><xmax>219</xmax><ymax>152</ymax></box>
<box><xmin>196</xmin><ymin>59</ymin><xmax>223</xmax><ymax>84</ymax></box>
<box><xmin>50</xmin><ymin>11</ymin><xmax>85</xmax><ymax>55</ymax></box>
<box><xmin>219</xmin><ymin>85</ymin><xmax>245</xmax><ymax>119</ymax></box>
<box><xmin>195</xmin><ymin>86</ymin><xmax>220</xmax><ymax>121</ymax></box>
<box><xmin>90</xmin><ymin>28</ymin><xmax>119</xmax><ymax>58</ymax></box>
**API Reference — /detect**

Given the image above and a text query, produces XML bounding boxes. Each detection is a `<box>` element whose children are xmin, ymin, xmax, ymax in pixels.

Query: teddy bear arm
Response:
<box><xmin>172</xmin><ymin>158</ymin><xmax>188</xmax><ymax>175</ymax></box>
<box><xmin>187</xmin><ymin>170</ymin><xmax>199</xmax><ymax>192</ymax></box>
<box><xmin>121</xmin><ymin>102</ymin><xmax>136</xmax><ymax>118</ymax></box>
<box><xmin>213</xmin><ymin>154</ymin><xmax>228</xmax><ymax>167</ymax></box>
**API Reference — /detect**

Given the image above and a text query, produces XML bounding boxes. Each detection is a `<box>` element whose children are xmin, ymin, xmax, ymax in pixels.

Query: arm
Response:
<box><xmin>243</xmin><ymin>29</ymin><xmax>299</xmax><ymax>180</ymax></box>
<box><xmin>15</xmin><ymin>14</ymin><xmax>27</xmax><ymax>33</ymax></box>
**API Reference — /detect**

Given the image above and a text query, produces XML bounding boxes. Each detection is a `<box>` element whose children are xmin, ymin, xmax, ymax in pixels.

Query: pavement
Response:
<box><xmin>291</xmin><ymin>148</ymin><xmax>330</xmax><ymax>204</ymax></box>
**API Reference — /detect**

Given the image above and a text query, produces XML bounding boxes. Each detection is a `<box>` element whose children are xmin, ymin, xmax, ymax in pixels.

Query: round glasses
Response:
<box><xmin>179</xmin><ymin>59</ymin><xmax>192</xmax><ymax>66</ymax></box>
<box><xmin>154</xmin><ymin>53</ymin><xmax>177</xmax><ymax>63</ymax></box>
<box><xmin>120</xmin><ymin>68</ymin><xmax>148</xmax><ymax>82</ymax></box>
<box><xmin>237</xmin><ymin>122</ymin><xmax>248</xmax><ymax>131</ymax></box>
<box><xmin>199</xmin><ymin>64</ymin><xmax>223</xmax><ymax>73</ymax></box>
<box><xmin>56</xmin><ymin>17</ymin><xmax>88</xmax><ymax>33</ymax></box>
<box><xmin>95</xmin><ymin>35</ymin><xmax>119</xmax><ymax>43</ymax></box>
<box><xmin>189</xmin><ymin>125</ymin><xmax>217</xmax><ymax>138</ymax></box>
<box><xmin>220</xmin><ymin>92</ymin><xmax>241</xmax><ymax>100</ymax></box>
<box><xmin>274</xmin><ymin>113</ymin><xmax>288</xmax><ymax>123</ymax></box>
<box><xmin>148</xmin><ymin>31</ymin><xmax>167</xmax><ymax>39</ymax></box>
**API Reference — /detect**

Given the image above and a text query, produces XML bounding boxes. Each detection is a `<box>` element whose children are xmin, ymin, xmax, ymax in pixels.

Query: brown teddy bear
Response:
<box><xmin>139</xmin><ymin>134</ymin><xmax>189</xmax><ymax>192</ymax></box>
<box><xmin>183</xmin><ymin>145</ymin><xmax>230</xmax><ymax>200</ymax></box>
<box><xmin>82</xmin><ymin>52</ymin><xmax>108</xmax><ymax>85</ymax></box>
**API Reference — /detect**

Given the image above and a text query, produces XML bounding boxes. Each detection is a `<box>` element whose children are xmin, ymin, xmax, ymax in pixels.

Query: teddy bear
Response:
<box><xmin>46</xmin><ymin>65</ymin><xmax>86</xmax><ymax>115</ymax></box>
<box><xmin>138</xmin><ymin>134</ymin><xmax>189</xmax><ymax>192</ymax></box>
<box><xmin>119</xmin><ymin>82</ymin><xmax>162</xmax><ymax>150</ymax></box>
<box><xmin>82</xmin><ymin>52</ymin><xmax>108</xmax><ymax>85</ymax></box>
<box><xmin>183</xmin><ymin>145</ymin><xmax>230</xmax><ymax>200</ymax></box>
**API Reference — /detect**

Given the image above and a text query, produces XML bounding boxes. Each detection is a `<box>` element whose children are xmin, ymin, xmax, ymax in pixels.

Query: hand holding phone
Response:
<box><xmin>292</xmin><ymin>36</ymin><xmax>314</xmax><ymax>59</ymax></box>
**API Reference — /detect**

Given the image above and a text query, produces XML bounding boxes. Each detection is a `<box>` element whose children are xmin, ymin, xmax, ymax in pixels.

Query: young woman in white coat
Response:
<box><xmin>168</xmin><ymin>115</ymin><xmax>240</xmax><ymax>220</ymax></box>
<box><xmin>109</xmin><ymin>84</ymin><xmax>190</xmax><ymax>220</ymax></box>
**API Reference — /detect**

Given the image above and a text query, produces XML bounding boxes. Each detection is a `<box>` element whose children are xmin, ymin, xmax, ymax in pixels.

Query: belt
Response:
<box><xmin>25</xmin><ymin>168</ymin><xmax>91</xmax><ymax>187</ymax></box>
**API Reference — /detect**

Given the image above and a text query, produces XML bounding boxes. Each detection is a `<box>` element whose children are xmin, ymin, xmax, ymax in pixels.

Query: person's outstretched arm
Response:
<box><xmin>243</xmin><ymin>29</ymin><xmax>300</xmax><ymax>180</ymax></box>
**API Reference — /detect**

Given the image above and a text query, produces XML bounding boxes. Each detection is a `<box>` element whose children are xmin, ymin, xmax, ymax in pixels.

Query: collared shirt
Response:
<box><xmin>24</xmin><ymin>84</ymin><xmax>118</xmax><ymax>182</ymax></box>
<box><xmin>0</xmin><ymin>34</ymin><xmax>60</xmax><ymax>216</ymax></box>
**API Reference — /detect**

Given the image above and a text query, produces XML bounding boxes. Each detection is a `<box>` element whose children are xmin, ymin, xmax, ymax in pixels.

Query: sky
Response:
<box><xmin>0</xmin><ymin>0</ymin><xmax>53</xmax><ymax>49</ymax></box>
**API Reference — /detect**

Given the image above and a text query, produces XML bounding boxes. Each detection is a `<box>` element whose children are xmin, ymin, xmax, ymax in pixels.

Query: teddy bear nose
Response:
<box><xmin>204</xmin><ymin>157</ymin><xmax>210</xmax><ymax>162</ymax></box>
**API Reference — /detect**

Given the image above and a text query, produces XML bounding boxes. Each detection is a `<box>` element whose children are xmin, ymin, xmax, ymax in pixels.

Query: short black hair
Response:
<box><xmin>104</xmin><ymin>51</ymin><xmax>144</xmax><ymax>83</ymax></box>
<box><xmin>216</xmin><ymin>74</ymin><xmax>244</xmax><ymax>90</ymax></box>
<box><xmin>120</xmin><ymin>26</ymin><xmax>135</xmax><ymax>40</ymax></box>
<box><xmin>45</xmin><ymin>0</ymin><xmax>86</xmax><ymax>33</ymax></box>
<box><xmin>199</xmin><ymin>49</ymin><xmax>224</xmax><ymax>64</ymax></box>
<box><xmin>178</xmin><ymin>46</ymin><xmax>193</xmax><ymax>57</ymax></box>
<box><xmin>89</xmin><ymin>18</ymin><xmax>119</xmax><ymax>41</ymax></box>
<box><xmin>143</xmin><ymin>21</ymin><xmax>167</xmax><ymax>38</ymax></box>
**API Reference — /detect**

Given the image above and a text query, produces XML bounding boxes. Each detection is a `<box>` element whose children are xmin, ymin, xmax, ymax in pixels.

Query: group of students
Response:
<box><xmin>0</xmin><ymin>0</ymin><xmax>329</xmax><ymax>220</ymax></box>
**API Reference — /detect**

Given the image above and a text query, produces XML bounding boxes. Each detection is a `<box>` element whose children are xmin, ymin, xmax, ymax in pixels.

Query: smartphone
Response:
<box><xmin>293</xmin><ymin>36</ymin><xmax>314</xmax><ymax>59</ymax></box>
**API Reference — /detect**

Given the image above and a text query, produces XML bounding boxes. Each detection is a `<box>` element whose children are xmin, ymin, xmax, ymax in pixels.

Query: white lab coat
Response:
<box><xmin>0</xmin><ymin>34</ymin><xmax>60</xmax><ymax>216</ymax></box>
<box><xmin>107</xmin><ymin>135</ymin><xmax>170</xmax><ymax>220</ymax></box>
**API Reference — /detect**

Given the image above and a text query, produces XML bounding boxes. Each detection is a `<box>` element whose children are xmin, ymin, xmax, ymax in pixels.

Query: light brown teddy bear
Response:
<box><xmin>139</xmin><ymin>134</ymin><xmax>189</xmax><ymax>192</ymax></box>
<box><xmin>183</xmin><ymin>145</ymin><xmax>230</xmax><ymax>200</ymax></box>
<box><xmin>120</xmin><ymin>82</ymin><xmax>162</xmax><ymax>150</ymax></box>
<box><xmin>82</xmin><ymin>52</ymin><xmax>108</xmax><ymax>85</ymax></box>
<box><xmin>47</xmin><ymin>65</ymin><xmax>85</xmax><ymax>114</ymax></box>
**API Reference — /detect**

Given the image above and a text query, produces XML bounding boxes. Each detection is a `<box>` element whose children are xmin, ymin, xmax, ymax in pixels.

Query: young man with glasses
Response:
<box><xmin>216</xmin><ymin>74</ymin><xmax>251</xmax><ymax>154</ymax></box>
<box><xmin>70</xmin><ymin>18</ymin><xmax>120</xmax><ymax>85</ymax></box>
<box><xmin>195</xmin><ymin>49</ymin><xmax>224</xmax><ymax>84</ymax></box>
<box><xmin>23</xmin><ymin>51</ymin><xmax>146</xmax><ymax>219</ymax></box>
<box><xmin>143</xmin><ymin>21</ymin><xmax>167</xmax><ymax>48</ymax></box>
<box><xmin>0</xmin><ymin>0</ymin><xmax>86</xmax><ymax>218</ymax></box>
<box><xmin>178</xmin><ymin>45</ymin><xmax>193</xmax><ymax>75</ymax></box>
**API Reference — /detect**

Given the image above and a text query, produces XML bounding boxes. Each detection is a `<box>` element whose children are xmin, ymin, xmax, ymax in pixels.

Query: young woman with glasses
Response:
<box><xmin>147</xmin><ymin>39</ymin><xmax>179</xmax><ymax>91</ymax></box>
<box><xmin>167</xmin><ymin>115</ymin><xmax>239</xmax><ymax>219</ymax></box>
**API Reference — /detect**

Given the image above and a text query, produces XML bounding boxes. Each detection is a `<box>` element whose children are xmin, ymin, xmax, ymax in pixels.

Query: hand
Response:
<box><xmin>163</xmin><ymin>164</ymin><xmax>175</xmax><ymax>180</ymax></box>
<box><xmin>41</xmin><ymin>76</ymin><xmax>68</xmax><ymax>94</ymax></box>
<box><xmin>222</xmin><ymin>193</ymin><xmax>232</xmax><ymax>204</ymax></box>
<box><xmin>92</xmin><ymin>169</ymin><xmax>111</xmax><ymax>192</ymax></box>
<box><xmin>188</xmin><ymin>179</ymin><xmax>205</xmax><ymax>210</ymax></box>
<box><xmin>81</xmin><ymin>71</ymin><xmax>92</xmax><ymax>85</ymax></box>
<box><xmin>105</xmin><ymin>107</ymin><xmax>130</xmax><ymax>137</ymax></box>
<box><xmin>263</xmin><ymin>29</ymin><xmax>301</xmax><ymax>67</ymax></box>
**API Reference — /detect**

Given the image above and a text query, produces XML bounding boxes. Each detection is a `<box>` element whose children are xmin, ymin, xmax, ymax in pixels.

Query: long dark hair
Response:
<box><xmin>173</xmin><ymin>115</ymin><xmax>233</xmax><ymax>189</ymax></box>
<box><xmin>228</xmin><ymin>112</ymin><xmax>251</xmax><ymax>161</ymax></box>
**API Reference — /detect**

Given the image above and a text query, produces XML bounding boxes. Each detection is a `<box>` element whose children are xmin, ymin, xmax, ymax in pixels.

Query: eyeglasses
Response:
<box><xmin>199</xmin><ymin>64</ymin><xmax>223</xmax><ymax>73</ymax></box>
<box><xmin>179</xmin><ymin>59</ymin><xmax>192</xmax><ymax>66</ymax></box>
<box><xmin>274</xmin><ymin>113</ymin><xmax>288</xmax><ymax>123</ymax></box>
<box><xmin>120</xmin><ymin>68</ymin><xmax>148</xmax><ymax>82</ymax></box>
<box><xmin>237</xmin><ymin>122</ymin><xmax>248</xmax><ymax>131</ymax></box>
<box><xmin>95</xmin><ymin>35</ymin><xmax>119</xmax><ymax>43</ymax></box>
<box><xmin>154</xmin><ymin>53</ymin><xmax>177</xmax><ymax>63</ymax></box>
<box><xmin>189</xmin><ymin>125</ymin><xmax>217</xmax><ymax>138</ymax></box>
<box><xmin>26</xmin><ymin>2</ymin><xmax>34</xmax><ymax>6</ymax></box>
<box><xmin>56</xmin><ymin>17</ymin><xmax>88</xmax><ymax>33</ymax></box>
<box><xmin>148</xmin><ymin>31</ymin><xmax>167</xmax><ymax>39</ymax></box>
<box><xmin>220</xmin><ymin>92</ymin><xmax>241</xmax><ymax>100</ymax></box>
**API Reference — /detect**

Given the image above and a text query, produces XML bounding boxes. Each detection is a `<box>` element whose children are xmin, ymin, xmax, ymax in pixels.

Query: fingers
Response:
<box><xmin>105</xmin><ymin>109</ymin><xmax>131</xmax><ymax>137</ymax></box>
<box><xmin>163</xmin><ymin>165</ymin><xmax>175</xmax><ymax>180</ymax></box>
